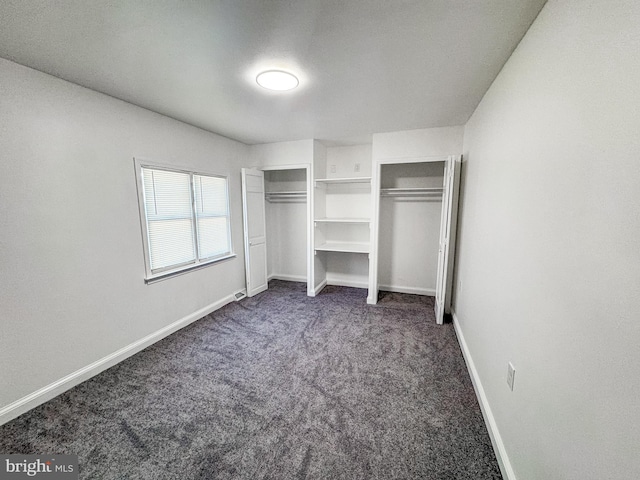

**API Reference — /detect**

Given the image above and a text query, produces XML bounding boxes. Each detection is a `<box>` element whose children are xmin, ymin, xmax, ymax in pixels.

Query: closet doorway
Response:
<box><xmin>369</xmin><ymin>156</ymin><xmax>460</xmax><ymax>323</ymax></box>
<box><xmin>242</xmin><ymin>165</ymin><xmax>312</xmax><ymax>297</ymax></box>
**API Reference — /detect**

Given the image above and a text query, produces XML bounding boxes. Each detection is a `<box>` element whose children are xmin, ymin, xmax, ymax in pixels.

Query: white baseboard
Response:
<box><xmin>268</xmin><ymin>273</ymin><xmax>307</xmax><ymax>283</ymax></box>
<box><xmin>0</xmin><ymin>293</ymin><xmax>236</xmax><ymax>427</ymax></box>
<box><xmin>313</xmin><ymin>279</ymin><xmax>327</xmax><ymax>296</ymax></box>
<box><xmin>378</xmin><ymin>284</ymin><xmax>436</xmax><ymax>296</ymax></box>
<box><xmin>322</xmin><ymin>281</ymin><xmax>433</xmax><ymax>296</ymax></box>
<box><xmin>326</xmin><ymin>278</ymin><xmax>368</xmax><ymax>289</ymax></box>
<box><xmin>452</xmin><ymin>310</ymin><xmax>516</xmax><ymax>480</ymax></box>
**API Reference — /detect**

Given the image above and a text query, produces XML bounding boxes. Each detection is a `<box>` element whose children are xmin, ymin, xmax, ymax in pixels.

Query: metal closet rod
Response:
<box><xmin>265</xmin><ymin>191</ymin><xmax>306</xmax><ymax>196</ymax></box>
<box><xmin>265</xmin><ymin>191</ymin><xmax>307</xmax><ymax>202</ymax></box>
<box><xmin>379</xmin><ymin>187</ymin><xmax>443</xmax><ymax>196</ymax></box>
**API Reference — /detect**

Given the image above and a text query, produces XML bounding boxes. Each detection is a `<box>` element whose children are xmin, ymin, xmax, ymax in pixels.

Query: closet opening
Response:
<box><xmin>378</xmin><ymin>161</ymin><xmax>445</xmax><ymax>297</ymax></box>
<box><xmin>370</xmin><ymin>156</ymin><xmax>460</xmax><ymax>323</ymax></box>
<box><xmin>263</xmin><ymin>167</ymin><xmax>311</xmax><ymax>289</ymax></box>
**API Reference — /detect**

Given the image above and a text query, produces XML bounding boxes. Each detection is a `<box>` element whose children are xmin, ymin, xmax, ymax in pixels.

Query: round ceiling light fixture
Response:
<box><xmin>256</xmin><ymin>70</ymin><xmax>299</xmax><ymax>91</ymax></box>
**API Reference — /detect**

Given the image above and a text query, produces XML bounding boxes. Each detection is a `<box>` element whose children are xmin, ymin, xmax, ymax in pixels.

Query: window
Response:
<box><xmin>135</xmin><ymin>160</ymin><xmax>234</xmax><ymax>281</ymax></box>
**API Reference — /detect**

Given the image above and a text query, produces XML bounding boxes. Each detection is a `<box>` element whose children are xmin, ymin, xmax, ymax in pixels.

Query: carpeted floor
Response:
<box><xmin>0</xmin><ymin>281</ymin><xmax>502</xmax><ymax>479</ymax></box>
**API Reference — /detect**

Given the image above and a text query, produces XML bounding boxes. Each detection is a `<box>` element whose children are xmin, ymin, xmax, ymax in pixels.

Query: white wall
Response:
<box><xmin>249</xmin><ymin>139</ymin><xmax>313</xmax><ymax>168</ymax></box>
<box><xmin>371</xmin><ymin>126</ymin><xmax>463</xmax><ymax>296</ymax></box>
<box><xmin>454</xmin><ymin>1</ymin><xmax>640</xmax><ymax>479</ymax></box>
<box><xmin>0</xmin><ymin>58</ymin><xmax>248</xmax><ymax>418</ymax></box>
<box><xmin>372</xmin><ymin>126</ymin><xmax>463</xmax><ymax>159</ymax></box>
<box><xmin>325</xmin><ymin>144</ymin><xmax>372</xmax><ymax>178</ymax></box>
<box><xmin>265</xmin><ymin>201</ymin><xmax>307</xmax><ymax>281</ymax></box>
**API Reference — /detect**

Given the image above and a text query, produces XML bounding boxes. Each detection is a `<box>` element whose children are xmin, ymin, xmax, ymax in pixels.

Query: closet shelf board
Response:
<box><xmin>315</xmin><ymin>242</ymin><xmax>370</xmax><ymax>254</ymax></box>
<box><xmin>314</xmin><ymin>217</ymin><xmax>370</xmax><ymax>224</ymax></box>
<box><xmin>315</xmin><ymin>177</ymin><xmax>372</xmax><ymax>184</ymax></box>
<box><xmin>265</xmin><ymin>190</ymin><xmax>307</xmax><ymax>195</ymax></box>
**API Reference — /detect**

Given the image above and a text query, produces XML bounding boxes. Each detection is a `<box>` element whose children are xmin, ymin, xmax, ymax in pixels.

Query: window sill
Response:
<box><xmin>144</xmin><ymin>253</ymin><xmax>237</xmax><ymax>284</ymax></box>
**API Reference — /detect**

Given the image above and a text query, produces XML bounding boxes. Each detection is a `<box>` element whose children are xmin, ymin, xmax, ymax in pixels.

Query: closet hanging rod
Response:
<box><xmin>265</xmin><ymin>191</ymin><xmax>307</xmax><ymax>202</ymax></box>
<box><xmin>380</xmin><ymin>192</ymin><xmax>442</xmax><ymax>197</ymax></box>
<box><xmin>265</xmin><ymin>191</ymin><xmax>307</xmax><ymax>197</ymax></box>
<box><xmin>380</xmin><ymin>187</ymin><xmax>443</xmax><ymax>196</ymax></box>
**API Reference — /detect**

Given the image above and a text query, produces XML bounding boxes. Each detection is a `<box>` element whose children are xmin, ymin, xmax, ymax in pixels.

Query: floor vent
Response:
<box><xmin>234</xmin><ymin>291</ymin><xmax>246</xmax><ymax>300</ymax></box>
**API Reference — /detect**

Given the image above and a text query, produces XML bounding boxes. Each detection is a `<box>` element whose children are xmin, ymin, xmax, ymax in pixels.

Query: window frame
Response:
<box><xmin>134</xmin><ymin>157</ymin><xmax>235</xmax><ymax>283</ymax></box>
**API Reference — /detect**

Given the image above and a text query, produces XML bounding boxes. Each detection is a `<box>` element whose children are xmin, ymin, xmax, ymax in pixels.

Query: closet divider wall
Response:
<box><xmin>311</xmin><ymin>141</ymin><xmax>327</xmax><ymax>294</ymax></box>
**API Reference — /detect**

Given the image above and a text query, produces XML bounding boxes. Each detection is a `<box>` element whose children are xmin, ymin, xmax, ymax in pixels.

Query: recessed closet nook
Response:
<box><xmin>244</xmin><ymin>139</ymin><xmax>460</xmax><ymax>323</ymax></box>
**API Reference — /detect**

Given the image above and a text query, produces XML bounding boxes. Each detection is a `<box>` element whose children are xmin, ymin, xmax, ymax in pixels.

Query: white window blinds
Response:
<box><xmin>139</xmin><ymin>164</ymin><xmax>232</xmax><ymax>278</ymax></box>
<box><xmin>142</xmin><ymin>168</ymin><xmax>196</xmax><ymax>271</ymax></box>
<box><xmin>194</xmin><ymin>174</ymin><xmax>231</xmax><ymax>260</ymax></box>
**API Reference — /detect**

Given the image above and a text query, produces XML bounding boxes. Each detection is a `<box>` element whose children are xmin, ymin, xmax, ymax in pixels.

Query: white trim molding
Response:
<box><xmin>452</xmin><ymin>310</ymin><xmax>517</xmax><ymax>480</ymax></box>
<box><xmin>326</xmin><ymin>278</ymin><xmax>368</xmax><ymax>289</ymax></box>
<box><xmin>0</xmin><ymin>293</ymin><xmax>237</xmax><ymax>426</ymax></box>
<box><xmin>378</xmin><ymin>285</ymin><xmax>436</xmax><ymax>296</ymax></box>
<box><xmin>268</xmin><ymin>273</ymin><xmax>307</xmax><ymax>283</ymax></box>
<box><xmin>313</xmin><ymin>279</ymin><xmax>328</xmax><ymax>296</ymax></box>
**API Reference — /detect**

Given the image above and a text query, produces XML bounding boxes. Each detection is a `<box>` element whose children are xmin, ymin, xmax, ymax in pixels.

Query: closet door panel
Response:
<box><xmin>435</xmin><ymin>158</ymin><xmax>458</xmax><ymax>323</ymax></box>
<box><xmin>242</xmin><ymin>168</ymin><xmax>268</xmax><ymax>297</ymax></box>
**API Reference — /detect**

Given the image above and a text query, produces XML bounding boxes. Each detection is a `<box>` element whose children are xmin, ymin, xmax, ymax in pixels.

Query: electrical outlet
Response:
<box><xmin>354</xmin><ymin>163</ymin><xmax>360</xmax><ymax>172</ymax></box>
<box><xmin>507</xmin><ymin>362</ymin><xmax>516</xmax><ymax>391</ymax></box>
<box><xmin>330</xmin><ymin>165</ymin><xmax>336</xmax><ymax>173</ymax></box>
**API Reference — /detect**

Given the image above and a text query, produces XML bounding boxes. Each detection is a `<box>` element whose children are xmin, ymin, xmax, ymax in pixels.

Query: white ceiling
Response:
<box><xmin>0</xmin><ymin>0</ymin><xmax>546</xmax><ymax>145</ymax></box>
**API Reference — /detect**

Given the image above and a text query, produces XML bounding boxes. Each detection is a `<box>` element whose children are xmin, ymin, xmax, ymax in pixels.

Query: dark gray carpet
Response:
<box><xmin>0</xmin><ymin>281</ymin><xmax>501</xmax><ymax>479</ymax></box>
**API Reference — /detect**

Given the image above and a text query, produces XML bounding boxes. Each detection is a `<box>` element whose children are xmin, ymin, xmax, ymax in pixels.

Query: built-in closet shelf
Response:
<box><xmin>314</xmin><ymin>217</ymin><xmax>370</xmax><ymax>224</ymax></box>
<box><xmin>265</xmin><ymin>191</ymin><xmax>307</xmax><ymax>202</ymax></box>
<box><xmin>315</xmin><ymin>176</ymin><xmax>372</xmax><ymax>185</ymax></box>
<box><xmin>380</xmin><ymin>187</ymin><xmax>443</xmax><ymax>196</ymax></box>
<box><xmin>315</xmin><ymin>242</ymin><xmax>370</xmax><ymax>254</ymax></box>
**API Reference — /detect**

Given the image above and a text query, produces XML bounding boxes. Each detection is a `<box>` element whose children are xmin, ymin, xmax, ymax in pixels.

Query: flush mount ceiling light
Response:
<box><xmin>256</xmin><ymin>70</ymin><xmax>299</xmax><ymax>91</ymax></box>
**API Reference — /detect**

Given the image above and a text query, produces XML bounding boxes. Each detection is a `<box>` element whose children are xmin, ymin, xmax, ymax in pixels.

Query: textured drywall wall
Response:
<box><xmin>454</xmin><ymin>1</ymin><xmax>640</xmax><ymax>478</ymax></box>
<box><xmin>0</xmin><ymin>58</ymin><xmax>247</xmax><ymax>413</ymax></box>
